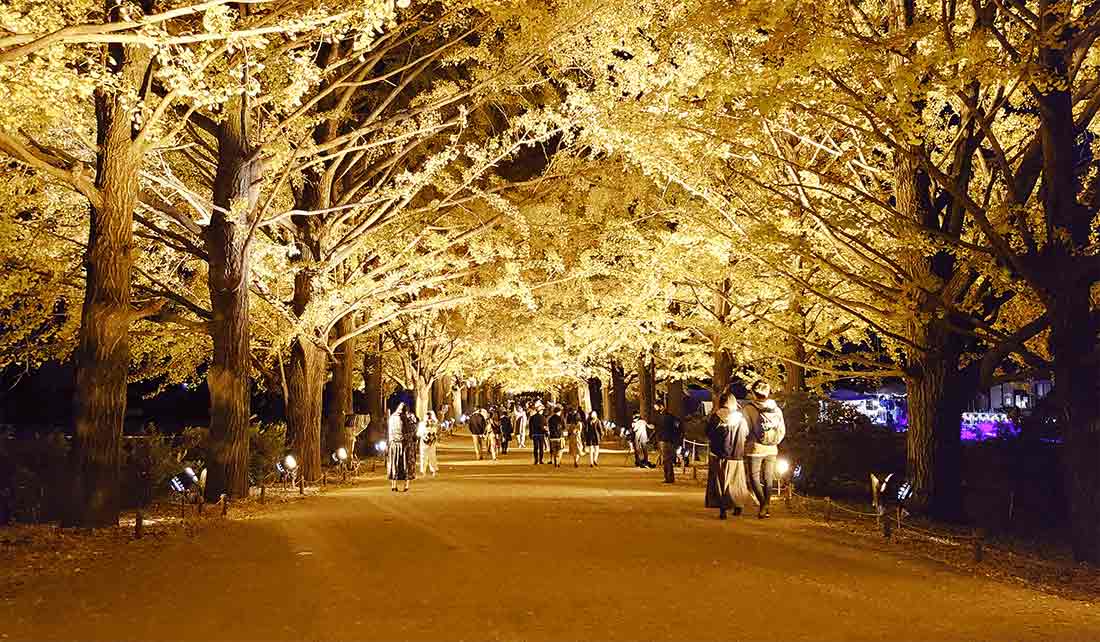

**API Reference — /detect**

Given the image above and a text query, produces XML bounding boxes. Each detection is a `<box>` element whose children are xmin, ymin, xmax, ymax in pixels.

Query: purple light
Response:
<box><xmin>960</xmin><ymin>419</ymin><xmax>1019</xmax><ymax>441</ymax></box>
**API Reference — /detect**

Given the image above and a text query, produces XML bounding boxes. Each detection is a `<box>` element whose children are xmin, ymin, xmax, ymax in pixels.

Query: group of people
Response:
<box><xmin>385</xmin><ymin>402</ymin><xmax>442</xmax><ymax>492</ymax></box>
<box><xmin>467</xmin><ymin>402</ymin><xmax>606</xmax><ymax>467</ymax></box>
<box><xmin>704</xmin><ymin>381</ymin><xmax>787</xmax><ymax>519</ymax></box>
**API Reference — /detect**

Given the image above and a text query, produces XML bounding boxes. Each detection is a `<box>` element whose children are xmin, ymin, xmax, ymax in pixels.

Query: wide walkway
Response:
<box><xmin>2</xmin><ymin>435</ymin><xmax>1095</xmax><ymax>641</ymax></box>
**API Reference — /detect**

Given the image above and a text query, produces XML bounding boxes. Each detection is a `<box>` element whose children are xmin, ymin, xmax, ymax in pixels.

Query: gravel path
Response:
<box><xmin>2</xmin><ymin>436</ymin><xmax>1095</xmax><ymax>641</ymax></box>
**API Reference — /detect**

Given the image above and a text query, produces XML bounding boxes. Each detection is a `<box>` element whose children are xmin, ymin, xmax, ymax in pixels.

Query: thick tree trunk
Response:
<box><xmin>64</xmin><ymin>24</ymin><xmax>151</xmax><ymax>527</ymax></box>
<box><xmin>637</xmin><ymin>353</ymin><xmax>656</xmax><ymax>423</ymax></box>
<box><xmin>204</xmin><ymin>95</ymin><xmax>258</xmax><ymax>502</ymax></box>
<box><xmin>600</xmin><ymin>377</ymin><xmax>611</xmax><ymax>421</ymax></box>
<box><xmin>667</xmin><ymin>379</ymin><xmax>685</xmax><ymax>419</ymax></box>
<box><xmin>1049</xmin><ymin>290</ymin><xmax>1100</xmax><ymax>563</ymax></box>
<box><xmin>323</xmin><ymin>316</ymin><xmax>355</xmax><ymax>455</ymax></box>
<box><xmin>286</xmin><ymin>338</ymin><xmax>324</xmax><ymax>481</ymax></box>
<box><xmin>465</xmin><ymin>384</ymin><xmax>476</xmax><ymax>411</ymax></box>
<box><xmin>432</xmin><ymin>377</ymin><xmax>446</xmax><ymax>416</ymax></box>
<box><xmin>577</xmin><ymin>379</ymin><xmax>592</xmax><ymax>414</ymax></box>
<box><xmin>782</xmin><ymin>328</ymin><xmax>812</xmax><ymax>438</ymax></box>
<box><xmin>450</xmin><ymin>379</ymin><xmax>463</xmax><ymax>420</ymax></box>
<box><xmin>414</xmin><ymin>376</ymin><xmax>431</xmax><ymax>419</ymax></box>
<box><xmin>363</xmin><ymin>344</ymin><xmax>384</xmax><ymax>440</ymax></box>
<box><xmin>611</xmin><ymin>358</ymin><xmax>628</xmax><ymax>429</ymax></box>
<box><xmin>711</xmin><ymin>348</ymin><xmax>733</xmax><ymax>405</ymax></box>
<box><xmin>904</xmin><ymin>320</ymin><xmax>966</xmax><ymax>521</ymax></box>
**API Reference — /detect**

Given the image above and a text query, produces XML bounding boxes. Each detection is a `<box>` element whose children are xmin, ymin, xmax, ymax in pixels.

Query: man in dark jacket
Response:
<box><xmin>528</xmin><ymin>405</ymin><xmax>546</xmax><ymax>464</ymax></box>
<box><xmin>499</xmin><ymin>411</ymin><xmax>513</xmax><ymax>454</ymax></box>
<box><xmin>468</xmin><ymin>409</ymin><xmax>486</xmax><ymax>460</ymax></box>
<box><xmin>656</xmin><ymin>402</ymin><xmax>683</xmax><ymax>483</ymax></box>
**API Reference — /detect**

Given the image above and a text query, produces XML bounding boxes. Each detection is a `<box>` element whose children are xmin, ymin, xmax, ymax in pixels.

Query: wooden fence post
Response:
<box><xmin>973</xmin><ymin>528</ymin><xmax>986</xmax><ymax>562</ymax></box>
<box><xmin>260</xmin><ymin>482</ymin><xmax>266</xmax><ymax>505</ymax></box>
<box><xmin>220</xmin><ymin>494</ymin><xmax>228</xmax><ymax>517</ymax></box>
<box><xmin>134</xmin><ymin>510</ymin><xmax>144</xmax><ymax>539</ymax></box>
<box><xmin>824</xmin><ymin>498</ymin><xmax>832</xmax><ymax>522</ymax></box>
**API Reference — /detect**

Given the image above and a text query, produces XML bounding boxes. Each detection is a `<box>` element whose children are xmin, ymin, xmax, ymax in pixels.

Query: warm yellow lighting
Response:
<box><xmin>777</xmin><ymin>457</ymin><xmax>790</xmax><ymax>476</ymax></box>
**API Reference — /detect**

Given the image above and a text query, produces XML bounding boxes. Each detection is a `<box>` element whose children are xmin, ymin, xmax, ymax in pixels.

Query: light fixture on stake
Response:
<box><xmin>775</xmin><ymin>457</ymin><xmax>791</xmax><ymax>496</ymax></box>
<box><xmin>169</xmin><ymin>467</ymin><xmax>199</xmax><ymax>494</ymax></box>
<box><xmin>330</xmin><ymin>447</ymin><xmax>349</xmax><ymax>465</ymax></box>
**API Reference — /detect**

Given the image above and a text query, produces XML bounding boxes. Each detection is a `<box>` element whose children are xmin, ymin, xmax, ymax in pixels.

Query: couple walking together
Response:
<box><xmin>705</xmin><ymin>381</ymin><xmax>787</xmax><ymax>519</ymax></box>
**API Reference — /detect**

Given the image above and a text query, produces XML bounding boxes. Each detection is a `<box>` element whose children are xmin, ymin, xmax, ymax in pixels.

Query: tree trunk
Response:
<box><xmin>363</xmin><ymin>342</ymin><xmax>384</xmax><ymax>440</ymax></box>
<box><xmin>667</xmin><ymin>379</ymin><xmax>685</xmax><ymax>419</ymax></box>
<box><xmin>286</xmin><ymin>337</ymin><xmax>324</xmax><ymax>481</ymax></box>
<box><xmin>904</xmin><ymin>320</ymin><xmax>966</xmax><ymax>521</ymax></box>
<box><xmin>415</xmin><ymin>376</ymin><xmax>431</xmax><ymax>419</ymax></box>
<box><xmin>600</xmin><ymin>377</ymin><xmax>611</xmax><ymax>421</ymax></box>
<box><xmin>64</xmin><ymin>24</ymin><xmax>151</xmax><ymax>527</ymax></box>
<box><xmin>611</xmin><ymin>358</ymin><xmax>628</xmax><ymax>429</ymax></box>
<box><xmin>432</xmin><ymin>377</ymin><xmax>446</xmax><ymax>416</ymax></box>
<box><xmin>450</xmin><ymin>378</ymin><xmax>463</xmax><ymax>420</ymax></box>
<box><xmin>637</xmin><ymin>353</ymin><xmax>656</xmax><ymax>423</ymax></box>
<box><xmin>577</xmin><ymin>379</ymin><xmax>592</xmax><ymax>414</ymax></box>
<box><xmin>711</xmin><ymin>347</ymin><xmax>733</xmax><ymax>405</ymax></box>
<box><xmin>203</xmin><ymin>95</ymin><xmax>258</xmax><ymax>502</ymax></box>
<box><xmin>323</xmin><ymin>315</ymin><xmax>355</xmax><ymax>455</ymax></box>
<box><xmin>1049</xmin><ymin>289</ymin><xmax>1100</xmax><ymax>563</ymax></box>
<box><xmin>465</xmin><ymin>384</ymin><xmax>476</xmax><ymax>411</ymax></box>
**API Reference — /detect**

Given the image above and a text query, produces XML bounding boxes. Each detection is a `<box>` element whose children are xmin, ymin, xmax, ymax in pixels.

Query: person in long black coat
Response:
<box><xmin>705</xmin><ymin>392</ymin><xmax>750</xmax><ymax>519</ymax></box>
<box><xmin>529</xmin><ymin>406</ymin><xmax>546</xmax><ymax>464</ymax></box>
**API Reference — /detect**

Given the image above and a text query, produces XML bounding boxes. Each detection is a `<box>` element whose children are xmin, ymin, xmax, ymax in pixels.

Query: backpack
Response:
<box><xmin>750</xmin><ymin>402</ymin><xmax>785</xmax><ymax>446</ymax></box>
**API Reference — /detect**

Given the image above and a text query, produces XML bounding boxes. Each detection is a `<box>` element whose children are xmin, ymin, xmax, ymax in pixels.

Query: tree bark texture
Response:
<box><xmin>323</xmin><ymin>315</ymin><xmax>355</xmax><ymax>455</ymax></box>
<box><xmin>611</xmin><ymin>358</ymin><xmax>628</xmax><ymax>429</ymax></box>
<box><xmin>637</xmin><ymin>353</ymin><xmax>656</xmax><ymax>423</ymax></box>
<box><xmin>64</xmin><ymin>13</ymin><xmax>152</xmax><ymax>527</ymax></box>
<box><xmin>667</xmin><ymin>379</ymin><xmax>685</xmax><ymax>420</ymax></box>
<box><xmin>286</xmin><ymin>337</ymin><xmax>325</xmax><ymax>481</ymax></box>
<box><xmin>363</xmin><ymin>344</ymin><xmax>384</xmax><ymax>441</ymax></box>
<box><xmin>203</xmin><ymin>95</ymin><xmax>259</xmax><ymax>501</ymax></box>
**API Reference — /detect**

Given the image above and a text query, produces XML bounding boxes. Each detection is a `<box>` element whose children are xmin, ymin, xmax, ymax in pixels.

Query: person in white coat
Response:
<box><xmin>418</xmin><ymin>411</ymin><xmax>440</xmax><ymax>476</ymax></box>
<box><xmin>514</xmin><ymin>405</ymin><xmax>529</xmax><ymax>448</ymax></box>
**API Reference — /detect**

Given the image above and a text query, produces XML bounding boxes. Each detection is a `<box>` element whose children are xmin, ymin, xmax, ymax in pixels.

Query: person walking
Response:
<box><xmin>582</xmin><ymin>410</ymin><xmax>602</xmax><ymax>466</ymax></box>
<box><xmin>529</xmin><ymin>405</ymin><xmax>546</xmax><ymax>464</ymax></box>
<box><xmin>743</xmin><ymin>381</ymin><xmax>786</xmax><ymax>519</ymax></box>
<box><xmin>401</xmin><ymin>406</ymin><xmax>420</xmax><ymax>482</ymax></box>
<box><xmin>705</xmin><ymin>392</ymin><xmax>751</xmax><ymax>518</ymax></box>
<box><xmin>630</xmin><ymin>413</ymin><xmax>652</xmax><ymax>468</ymax></box>
<box><xmin>656</xmin><ymin>402</ymin><xmax>683</xmax><ymax>483</ymax></box>
<box><xmin>485</xmin><ymin>408</ymin><xmax>500</xmax><ymax>460</ymax></box>
<box><xmin>547</xmin><ymin>406</ymin><xmax>565</xmax><ymax>467</ymax></box>
<box><xmin>387</xmin><ymin>402</ymin><xmax>412</xmax><ymax>492</ymax></box>
<box><xmin>514</xmin><ymin>404</ymin><xmax>528</xmax><ymax>448</ymax></box>
<box><xmin>566</xmin><ymin>408</ymin><xmax>583</xmax><ymax>467</ymax></box>
<box><xmin>418</xmin><ymin>411</ymin><xmax>440</xmax><ymax>476</ymax></box>
<box><xmin>499</xmin><ymin>410</ymin><xmax>513</xmax><ymax>455</ymax></box>
<box><xmin>468</xmin><ymin>408</ymin><xmax>487</xmax><ymax>460</ymax></box>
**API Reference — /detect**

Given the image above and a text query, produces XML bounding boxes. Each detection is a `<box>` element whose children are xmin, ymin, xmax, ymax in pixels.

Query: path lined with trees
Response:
<box><xmin>2</xmin><ymin>0</ymin><xmax>1100</xmax><ymax>567</ymax></box>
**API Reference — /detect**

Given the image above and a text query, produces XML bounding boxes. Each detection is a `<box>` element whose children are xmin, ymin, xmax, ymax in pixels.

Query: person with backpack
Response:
<box><xmin>742</xmin><ymin>380</ymin><xmax>787</xmax><ymax>519</ymax></box>
<box><xmin>468</xmin><ymin>408</ymin><xmax>487</xmax><ymax>460</ymax></box>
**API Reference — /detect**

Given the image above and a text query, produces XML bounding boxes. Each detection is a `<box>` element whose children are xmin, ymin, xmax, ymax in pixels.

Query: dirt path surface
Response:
<box><xmin>1</xmin><ymin>436</ymin><xmax>1096</xmax><ymax>641</ymax></box>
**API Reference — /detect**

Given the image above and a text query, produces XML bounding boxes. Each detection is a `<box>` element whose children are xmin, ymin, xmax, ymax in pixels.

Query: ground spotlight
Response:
<box><xmin>460</xmin><ymin>414</ymin><xmax>468</xmax><ymax>423</ymax></box>
<box><xmin>277</xmin><ymin>453</ymin><xmax>298</xmax><ymax>475</ymax></box>
<box><xmin>776</xmin><ymin>457</ymin><xmax>791</xmax><ymax>476</ymax></box>
<box><xmin>331</xmin><ymin>447</ymin><xmax>349</xmax><ymax>464</ymax></box>
<box><xmin>169</xmin><ymin>467</ymin><xmax>199</xmax><ymax>493</ymax></box>
<box><xmin>375</xmin><ymin>440</ymin><xmax>387</xmax><ymax>452</ymax></box>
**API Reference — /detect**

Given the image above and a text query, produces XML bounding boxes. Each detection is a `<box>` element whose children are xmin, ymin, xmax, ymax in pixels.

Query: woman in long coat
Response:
<box><xmin>387</xmin><ymin>403</ymin><xmax>411</xmax><ymax>492</ymax></box>
<box><xmin>705</xmin><ymin>392</ymin><xmax>751</xmax><ymax>518</ymax></box>
<box><xmin>582</xmin><ymin>410</ymin><xmax>602</xmax><ymax>466</ymax></box>
<box><xmin>565</xmin><ymin>408</ymin><xmax>584</xmax><ymax>467</ymax></box>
